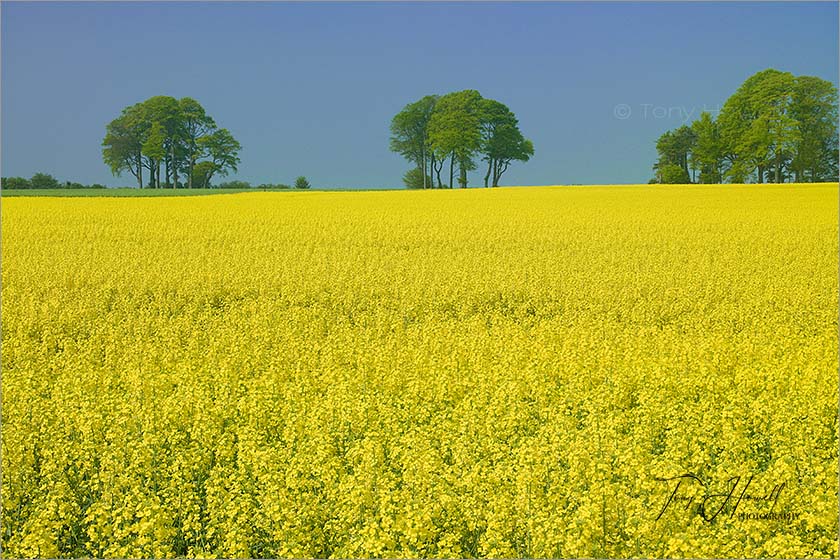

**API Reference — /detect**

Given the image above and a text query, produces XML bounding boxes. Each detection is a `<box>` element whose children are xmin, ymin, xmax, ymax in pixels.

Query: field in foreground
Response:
<box><xmin>2</xmin><ymin>184</ymin><xmax>838</xmax><ymax>558</ymax></box>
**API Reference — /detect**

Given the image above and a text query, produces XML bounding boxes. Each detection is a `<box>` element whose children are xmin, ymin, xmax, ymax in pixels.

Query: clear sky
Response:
<box><xmin>2</xmin><ymin>1</ymin><xmax>837</xmax><ymax>188</ymax></box>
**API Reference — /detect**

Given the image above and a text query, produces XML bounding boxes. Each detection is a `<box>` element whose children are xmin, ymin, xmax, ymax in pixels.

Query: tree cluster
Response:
<box><xmin>102</xmin><ymin>96</ymin><xmax>242</xmax><ymax>189</ymax></box>
<box><xmin>2</xmin><ymin>172</ymin><xmax>106</xmax><ymax>190</ymax></box>
<box><xmin>390</xmin><ymin>91</ymin><xmax>534</xmax><ymax>189</ymax></box>
<box><xmin>652</xmin><ymin>69</ymin><xmax>838</xmax><ymax>184</ymax></box>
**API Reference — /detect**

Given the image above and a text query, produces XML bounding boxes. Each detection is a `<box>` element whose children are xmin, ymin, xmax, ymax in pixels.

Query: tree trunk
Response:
<box><xmin>421</xmin><ymin>144</ymin><xmax>427</xmax><ymax>189</ymax></box>
<box><xmin>434</xmin><ymin>156</ymin><xmax>442</xmax><ymax>189</ymax></box>
<box><xmin>449</xmin><ymin>153</ymin><xmax>454</xmax><ymax>189</ymax></box>
<box><xmin>494</xmin><ymin>161</ymin><xmax>509</xmax><ymax>187</ymax></box>
<box><xmin>775</xmin><ymin>154</ymin><xmax>781</xmax><ymax>184</ymax></box>
<box><xmin>137</xmin><ymin>153</ymin><xmax>143</xmax><ymax>189</ymax></box>
<box><xmin>165</xmin><ymin>152</ymin><xmax>171</xmax><ymax>188</ymax></box>
<box><xmin>459</xmin><ymin>161</ymin><xmax>467</xmax><ymax>188</ymax></box>
<box><xmin>172</xmin><ymin>143</ymin><xmax>179</xmax><ymax>188</ymax></box>
<box><xmin>756</xmin><ymin>165</ymin><xmax>764</xmax><ymax>184</ymax></box>
<box><xmin>484</xmin><ymin>159</ymin><xmax>492</xmax><ymax>188</ymax></box>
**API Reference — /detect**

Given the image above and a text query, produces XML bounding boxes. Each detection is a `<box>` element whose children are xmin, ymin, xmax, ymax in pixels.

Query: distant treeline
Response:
<box><xmin>217</xmin><ymin>177</ymin><xmax>311</xmax><ymax>190</ymax></box>
<box><xmin>1</xmin><ymin>173</ymin><xmax>106</xmax><ymax>190</ymax></box>
<box><xmin>1</xmin><ymin>175</ymin><xmax>315</xmax><ymax>191</ymax></box>
<box><xmin>652</xmin><ymin>69</ymin><xmax>838</xmax><ymax>184</ymax></box>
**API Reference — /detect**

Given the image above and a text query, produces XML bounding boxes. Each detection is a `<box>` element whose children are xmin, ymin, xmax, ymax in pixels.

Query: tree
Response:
<box><xmin>295</xmin><ymin>176</ymin><xmax>311</xmax><ymax>189</ymax></box>
<box><xmin>179</xmin><ymin>97</ymin><xmax>217</xmax><ymax>188</ymax></box>
<box><xmin>718</xmin><ymin>69</ymin><xmax>798</xmax><ymax>183</ymax></box>
<box><xmin>690</xmin><ymin>112</ymin><xmax>725</xmax><ymax>183</ymax></box>
<box><xmin>479</xmin><ymin>99</ymin><xmax>514</xmax><ymax>187</ymax></box>
<box><xmin>478</xmin><ymin>99</ymin><xmax>534</xmax><ymax>187</ymax></box>
<box><xmin>191</xmin><ymin>161</ymin><xmax>216</xmax><ymax>189</ymax></box>
<box><xmin>102</xmin><ymin>103</ymin><xmax>147</xmax><ymax>188</ymax></box>
<box><xmin>402</xmin><ymin>167</ymin><xmax>433</xmax><ymax>189</ymax></box>
<box><xmin>672</xmin><ymin>126</ymin><xmax>697</xmax><ymax>179</ymax></box>
<box><xmin>719</xmin><ymin>72</ymin><xmax>765</xmax><ymax>182</ymax></box>
<box><xmin>747</xmin><ymin>70</ymin><xmax>799</xmax><ymax>183</ymax></box>
<box><xmin>197</xmin><ymin>128</ymin><xmax>242</xmax><ymax>186</ymax></box>
<box><xmin>142</xmin><ymin>122</ymin><xmax>166</xmax><ymax>188</ymax></box>
<box><xmin>390</xmin><ymin>95</ymin><xmax>438</xmax><ymax>188</ymax></box>
<box><xmin>653</xmin><ymin>126</ymin><xmax>696</xmax><ymax>183</ymax></box>
<box><xmin>657</xmin><ymin>163</ymin><xmax>690</xmax><ymax>184</ymax></box>
<box><xmin>429</xmin><ymin>90</ymin><xmax>483</xmax><ymax>188</ymax></box>
<box><xmin>140</xmin><ymin>96</ymin><xmax>182</xmax><ymax>188</ymax></box>
<box><xmin>30</xmin><ymin>172</ymin><xmax>59</xmax><ymax>189</ymax></box>
<box><xmin>790</xmin><ymin>76</ymin><xmax>838</xmax><ymax>182</ymax></box>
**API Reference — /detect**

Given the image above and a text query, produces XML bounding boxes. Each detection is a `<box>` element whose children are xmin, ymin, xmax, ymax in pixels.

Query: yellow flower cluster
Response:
<box><xmin>2</xmin><ymin>184</ymin><xmax>837</xmax><ymax>558</ymax></box>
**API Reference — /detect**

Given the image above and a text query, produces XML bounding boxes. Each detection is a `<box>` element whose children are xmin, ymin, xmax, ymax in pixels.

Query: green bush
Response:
<box><xmin>294</xmin><ymin>176</ymin><xmax>311</xmax><ymax>189</ymax></box>
<box><xmin>217</xmin><ymin>180</ymin><xmax>251</xmax><ymax>189</ymax></box>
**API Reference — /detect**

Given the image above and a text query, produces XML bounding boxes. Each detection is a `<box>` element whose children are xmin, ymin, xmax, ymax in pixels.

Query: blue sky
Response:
<box><xmin>2</xmin><ymin>1</ymin><xmax>837</xmax><ymax>188</ymax></box>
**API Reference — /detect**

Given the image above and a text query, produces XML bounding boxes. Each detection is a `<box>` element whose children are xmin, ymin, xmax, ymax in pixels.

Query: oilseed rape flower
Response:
<box><xmin>1</xmin><ymin>184</ymin><xmax>837</xmax><ymax>557</ymax></box>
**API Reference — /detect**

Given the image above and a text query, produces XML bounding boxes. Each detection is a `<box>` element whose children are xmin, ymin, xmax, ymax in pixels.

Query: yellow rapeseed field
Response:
<box><xmin>1</xmin><ymin>184</ymin><xmax>838</xmax><ymax>558</ymax></box>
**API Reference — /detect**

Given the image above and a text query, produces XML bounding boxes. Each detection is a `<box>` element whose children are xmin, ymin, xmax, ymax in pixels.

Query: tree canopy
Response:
<box><xmin>652</xmin><ymin>69</ymin><xmax>838</xmax><ymax>184</ymax></box>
